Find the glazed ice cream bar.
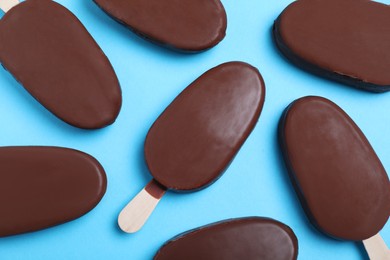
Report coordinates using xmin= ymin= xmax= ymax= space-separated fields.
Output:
xmin=274 ymin=0 xmax=390 ymax=92
xmin=279 ymin=96 xmax=390 ymax=259
xmin=93 ymin=0 xmax=227 ymax=52
xmin=154 ymin=217 xmax=298 ymax=260
xmin=118 ymin=62 xmax=266 ymax=233
xmin=0 ymin=147 xmax=107 ymax=237
xmin=0 ymin=0 xmax=122 ymax=129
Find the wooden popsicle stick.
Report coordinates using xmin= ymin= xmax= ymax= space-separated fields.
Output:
xmin=363 ymin=233 xmax=390 ymax=260
xmin=0 ymin=0 xmax=19 ymax=13
xmin=118 ymin=180 xmax=166 ymax=233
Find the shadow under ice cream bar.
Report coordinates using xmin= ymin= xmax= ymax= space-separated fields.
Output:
xmin=118 ymin=62 xmax=266 ymax=233
xmin=93 ymin=0 xmax=227 ymax=52
xmin=0 ymin=147 xmax=107 ymax=237
xmin=154 ymin=217 xmax=298 ymax=260
xmin=0 ymin=0 xmax=122 ymax=129
xmin=274 ymin=0 xmax=390 ymax=92
xmin=279 ymin=96 xmax=390 ymax=259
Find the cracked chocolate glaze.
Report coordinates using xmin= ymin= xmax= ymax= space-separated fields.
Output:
xmin=0 ymin=146 xmax=107 ymax=237
xmin=274 ymin=0 xmax=390 ymax=92
xmin=145 ymin=62 xmax=265 ymax=191
xmin=279 ymin=96 xmax=390 ymax=241
xmin=93 ymin=0 xmax=227 ymax=52
xmin=0 ymin=0 xmax=122 ymax=129
xmin=154 ymin=217 xmax=298 ymax=260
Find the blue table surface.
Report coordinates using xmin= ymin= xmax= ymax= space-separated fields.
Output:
xmin=1 ymin=0 xmax=389 ymax=259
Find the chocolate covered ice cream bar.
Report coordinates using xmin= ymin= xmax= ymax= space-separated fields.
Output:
xmin=279 ymin=96 xmax=390 ymax=259
xmin=274 ymin=0 xmax=390 ymax=92
xmin=118 ymin=62 xmax=266 ymax=233
xmin=155 ymin=217 xmax=298 ymax=260
xmin=0 ymin=146 xmax=107 ymax=237
xmin=0 ymin=0 xmax=122 ymax=129
xmin=93 ymin=0 xmax=227 ymax=52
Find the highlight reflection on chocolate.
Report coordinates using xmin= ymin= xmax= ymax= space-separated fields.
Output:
xmin=274 ymin=0 xmax=390 ymax=92
xmin=154 ymin=217 xmax=298 ymax=260
xmin=0 ymin=0 xmax=122 ymax=129
xmin=0 ymin=146 xmax=107 ymax=237
xmin=93 ymin=0 xmax=227 ymax=52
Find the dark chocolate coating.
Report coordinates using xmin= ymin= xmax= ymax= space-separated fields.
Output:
xmin=145 ymin=62 xmax=265 ymax=191
xmin=273 ymin=0 xmax=390 ymax=92
xmin=0 ymin=0 xmax=122 ymax=129
xmin=0 ymin=146 xmax=107 ymax=237
xmin=93 ymin=0 xmax=227 ymax=52
xmin=154 ymin=217 xmax=298 ymax=260
xmin=279 ymin=96 xmax=390 ymax=241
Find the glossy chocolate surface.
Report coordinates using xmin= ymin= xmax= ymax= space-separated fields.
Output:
xmin=145 ymin=62 xmax=265 ymax=191
xmin=279 ymin=96 xmax=390 ymax=241
xmin=274 ymin=0 xmax=390 ymax=92
xmin=93 ymin=0 xmax=227 ymax=52
xmin=0 ymin=0 xmax=122 ymax=129
xmin=0 ymin=146 xmax=107 ymax=237
xmin=154 ymin=217 xmax=298 ymax=260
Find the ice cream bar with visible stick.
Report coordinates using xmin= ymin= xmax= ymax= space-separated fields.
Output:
xmin=118 ymin=62 xmax=266 ymax=233
xmin=0 ymin=0 xmax=19 ymax=12
xmin=279 ymin=96 xmax=390 ymax=259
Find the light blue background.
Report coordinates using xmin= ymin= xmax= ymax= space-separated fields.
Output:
xmin=1 ymin=0 xmax=389 ymax=259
